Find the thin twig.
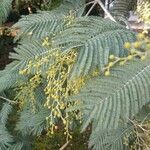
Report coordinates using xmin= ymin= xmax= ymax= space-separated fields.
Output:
xmin=85 ymin=1 xmax=96 ymax=6
xmin=140 ymin=112 xmax=150 ymax=125
xmin=0 ymin=96 xmax=18 ymax=104
xmin=85 ymin=1 xmax=97 ymax=16
xmin=96 ymin=0 xmax=116 ymax=22
xmin=59 ymin=140 xmax=70 ymax=150
xmin=128 ymin=118 xmax=148 ymax=133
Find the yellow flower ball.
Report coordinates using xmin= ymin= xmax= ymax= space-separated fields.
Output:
xmin=124 ymin=42 xmax=131 ymax=49
xmin=133 ymin=42 xmax=141 ymax=49
xmin=69 ymin=135 xmax=73 ymax=139
xmin=109 ymin=55 xmax=115 ymax=60
xmin=63 ymin=120 xmax=67 ymax=125
xmin=108 ymin=62 xmax=114 ymax=67
xmin=137 ymin=33 xmax=145 ymax=39
xmin=127 ymin=55 xmax=133 ymax=60
xmin=51 ymin=131 xmax=54 ymax=135
xmin=141 ymin=55 xmax=146 ymax=60
xmin=104 ymin=71 xmax=110 ymax=76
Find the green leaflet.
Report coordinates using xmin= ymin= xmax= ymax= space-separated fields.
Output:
xmin=68 ymin=59 xmax=150 ymax=149
xmin=0 ymin=103 xmax=13 ymax=150
xmin=0 ymin=0 xmax=12 ymax=25
xmin=0 ymin=102 xmax=12 ymax=125
xmin=0 ymin=61 xmax=25 ymax=92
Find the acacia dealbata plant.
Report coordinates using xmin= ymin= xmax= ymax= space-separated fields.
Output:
xmin=0 ymin=0 xmax=150 ymax=149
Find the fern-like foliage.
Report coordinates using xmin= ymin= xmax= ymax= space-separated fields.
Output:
xmin=69 ymin=59 xmax=150 ymax=149
xmin=2 ymin=0 xmax=87 ymax=90
xmin=54 ymin=16 xmax=136 ymax=78
xmin=0 ymin=0 xmax=12 ymax=25
xmin=0 ymin=102 xmax=12 ymax=124
xmin=16 ymin=104 xmax=49 ymax=136
xmin=0 ymin=125 xmax=13 ymax=150
xmin=0 ymin=16 xmax=135 ymax=94
xmin=0 ymin=103 xmax=13 ymax=149
xmin=0 ymin=61 xmax=25 ymax=93
xmin=11 ymin=17 xmax=135 ymax=83
xmin=13 ymin=0 xmax=86 ymax=40
xmin=0 ymin=0 xmax=148 ymax=149
xmin=8 ymin=135 xmax=33 ymax=150
xmin=17 ymin=85 xmax=47 ymax=132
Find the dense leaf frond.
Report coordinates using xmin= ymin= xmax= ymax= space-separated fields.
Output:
xmin=69 ymin=58 xmax=150 ymax=149
xmin=0 ymin=61 xmax=25 ymax=92
xmin=0 ymin=103 xmax=13 ymax=150
xmin=0 ymin=0 xmax=12 ymax=25
xmin=13 ymin=0 xmax=86 ymax=40
xmin=0 ymin=102 xmax=12 ymax=125
xmin=13 ymin=11 xmax=64 ymax=40
xmin=0 ymin=125 xmax=13 ymax=150
xmin=16 ymin=105 xmax=49 ymax=136
xmin=54 ymin=17 xmax=136 ymax=78
xmin=89 ymin=124 xmax=134 ymax=150
xmin=8 ymin=135 xmax=33 ymax=150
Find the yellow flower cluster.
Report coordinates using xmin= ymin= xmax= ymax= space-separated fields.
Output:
xmin=44 ymin=50 xmax=85 ymax=141
xmin=42 ymin=37 xmax=50 ymax=47
xmin=104 ymin=33 xmax=150 ymax=76
xmin=16 ymin=73 xmax=42 ymax=112
xmin=19 ymin=47 xmax=85 ymax=141
xmin=64 ymin=10 xmax=75 ymax=26
xmin=137 ymin=0 xmax=150 ymax=23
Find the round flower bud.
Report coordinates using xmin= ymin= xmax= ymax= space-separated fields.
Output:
xmin=108 ymin=62 xmax=114 ymax=67
xmin=54 ymin=126 xmax=58 ymax=130
xmin=70 ymin=135 xmax=73 ymax=139
xmin=109 ymin=55 xmax=115 ymax=60
xmin=51 ymin=131 xmax=54 ymax=135
xmin=46 ymin=117 xmax=49 ymax=120
xmin=104 ymin=71 xmax=110 ymax=76
xmin=127 ymin=55 xmax=133 ymax=60
xmin=124 ymin=42 xmax=131 ymax=49
xmin=133 ymin=42 xmax=141 ymax=49
xmin=141 ymin=55 xmax=146 ymax=60
xmin=63 ymin=120 xmax=67 ymax=125
xmin=137 ymin=33 xmax=145 ymax=39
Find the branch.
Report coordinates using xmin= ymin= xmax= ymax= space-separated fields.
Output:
xmin=85 ymin=1 xmax=97 ymax=16
xmin=95 ymin=0 xmax=116 ymax=22
xmin=0 ymin=96 xmax=18 ymax=104
xmin=59 ymin=140 xmax=70 ymax=150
